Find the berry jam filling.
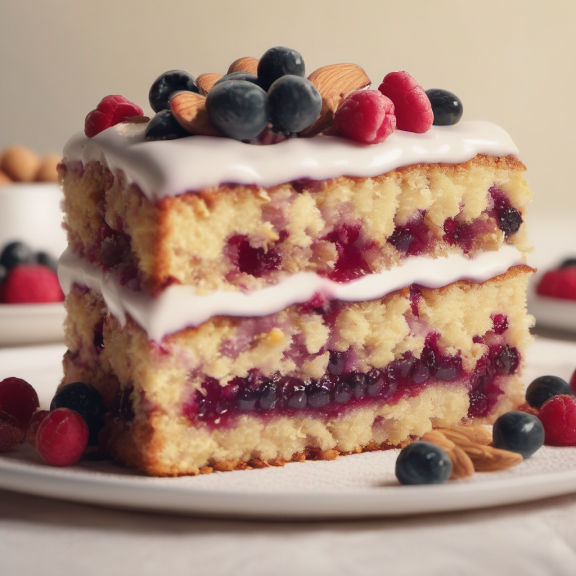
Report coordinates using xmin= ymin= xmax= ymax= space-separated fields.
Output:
xmin=227 ymin=234 xmax=283 ymax=277
xmin=388 ymin=211 xmax=431 ymax=256
xmin=442 ymin=216 xmax=494 ymax=253
xmin=323 ymin=224 xmax=374 ymax=282
xmin=184 ymin=334 xmax=470 ymax=427
xmin=489 ymin=186 xmax=522 ymax=237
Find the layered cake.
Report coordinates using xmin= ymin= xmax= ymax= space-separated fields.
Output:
xmin=57 ymin=50 xmax=533 ymax=476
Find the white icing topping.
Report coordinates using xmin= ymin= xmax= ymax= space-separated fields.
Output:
xmin=58 ymin=246 xmax=525 ymax=342
xmin=62 ymin=121 xmax=519 ymax=200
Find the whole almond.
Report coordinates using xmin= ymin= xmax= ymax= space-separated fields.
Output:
xmin=197 ymin=73 xmax=223 ymax=96
xmin=448 ymin=446 xmax=475 ymax=480
xmin=441 ymin=426 xmax=493 ymax=446
xmin=300 ymin=63 xmax=371 ymax=137
xmin=170 ymin=91 xmax=222 ymax=137
xmin=1 ymin=146 xmax=41 ymax=182
xmin=34 ymin=154 xmax=61 ymax=182
xmin=228 ymin=57 xmax=259 ymax=75
xmin=0 ymin=169 xmax=12 ymax=185
xmin=439 ymin=429 xmax=476 ymax=448
xmin=421 ymin=430 xmax=455 ymax=452
xmin=466 ymin=445 xmax=523 ymax=472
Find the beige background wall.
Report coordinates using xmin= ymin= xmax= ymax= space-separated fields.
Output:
xmin=0 ymin=0 xmax=573 ymax=218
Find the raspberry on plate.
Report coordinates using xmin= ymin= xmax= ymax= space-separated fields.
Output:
xmin=1 ymin=264 xmax=64 ymax=304
xmin=334 ymin=90 xmax=396 ymax=144
xmin=536 ymin=267 xmax=576 ymax=300
xmin=378 ymin=71 xmax=433 ymax=133
xmin=538 ymin=394 xmax=576 ymax=446
xmin=36 ymin=408 xmax=89 ymax=466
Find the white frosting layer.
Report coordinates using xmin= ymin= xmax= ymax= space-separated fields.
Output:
xmin=62 ymin=121 xmax=518 ymax=200
xmin=58 ymin=246 xmax=525 ymax=342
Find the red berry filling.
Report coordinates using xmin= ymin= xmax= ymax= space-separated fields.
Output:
xmin=388 ymin=211 xmax=432 ymax=256
xmin=227 ymin=234 xmax=283 ymax=278
xmin=489 ymin=186 xmax=522 ymax=237
xmin=378 ymin=71 xmax=433 ymax=133
xmin=333 ymin=90 xmax=396 ymax=144
xmin=538 ymin=395 xmax=576 ymax=446
xmin=323 ymin=224 xmax=374 ymax=282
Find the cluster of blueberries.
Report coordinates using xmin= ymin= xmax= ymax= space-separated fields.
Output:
xmin=144 ymin=46 xmax=464 ymax=144
xmin=396 ymin=374 xmax=574 ymax=485
xmin=146 ymin=46 xmax=322 ymax=142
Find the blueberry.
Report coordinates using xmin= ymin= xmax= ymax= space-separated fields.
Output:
xmin=237 ymin=388 xmax=257 ymax=412
xmin=560 ymin=258 xmax=576 ymax=269
xmin=526 ymin=375 xmax=573 ymax=408
xmin=257 ymin=46 xmax=305 ymax=91
xmin=50 ymin=382 xmax=106 ymax=445
xmin=206 ymin=81 xmax=269 ymax=141
xmin=333 ymin=381 xmax=353 ymax=404
xmin=497 ymin=207 xmax=522 ymax=236
xmin=0 ymin=264 xmax=7 ymax=285
xmin=268 ymin=75 xmax=321 ymax=134
xmin=145 ymin=110 xmax=189 ymax=141
xmin=395 ymin=441 xmax=452 ymax=485
xmin=286 ymin=383 xmax=307 ymax=409
xmin=327 ymin=350 xmax=347 ymax=377
xmin=258 ymin=380 xmax=277 ymax=410
xmin=149 ymin=70 xmax=199 ymax=113
xmin=307 ymin=378 xmax=332 ymax=408
xmin=215 ymin=72 xmax=260 ymax=87
xmin=34 ymin=251 xmax=58 ymax=272
xmin=494 ymin=345 xmax=519 ymax=375
xmin=366 ymin=370 xmax=384 ymax=397
xmin=425 ymin=89 xmax=463 ymax=126
xmin=346 ymin=372 xmax=367 ymax=399
xmin=492 ymin=411 xmax=545 ymax=458
xmin=0 ymin=241 xmax=33 ymax=270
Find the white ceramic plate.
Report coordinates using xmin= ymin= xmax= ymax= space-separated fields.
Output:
xmin=0 ymin=339 xmax=575 ymax=519
xmin=0 ymin=303 xmax=65 ymax=346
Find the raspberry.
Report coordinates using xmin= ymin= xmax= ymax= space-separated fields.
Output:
xmin=36 ymin=408 xmax=89 ymax=466
xmin=0 ymin=377 xmax=39 ymax=429
xmin=378 ymin=71 xmax=433 ymax=133
xmin=333 ymin=90 xmax=396 ymax=144
xmin=0 ymin=411 xmax=26 ymax=451
xmin=84 ymin=95 xmax=144 ymax=138
xmin=538 ymin=394 xmax=576 ymax=446
xmin=1 ymin=265 xmax=64 ymax=304
xmin=536 ymin=268 xmax=576 ymax=300
xmin=27 ymin=410 xmax=49 ymax=448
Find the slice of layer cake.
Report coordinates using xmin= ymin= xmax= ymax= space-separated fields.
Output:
xmin=57 ymin=56 xmax=533 ymax=476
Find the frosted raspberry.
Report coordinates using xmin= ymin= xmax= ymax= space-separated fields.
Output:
xmin=0 ymin=411 xmax=26 ymax=451
xmin=0 ymin=377 xmax=39 ymax=429
xmin=36 ymin=408 xmax=89 ymax=466
xmin=538 ymin=394 xmax=576 ymax=445
xmin=27 ymin=410 xmax=49 ymax=448
xmin=84 ymin=95 xmax=144 ymax=138
xmin=333 ymin=90 xmax=396 ymax=144
xmin=1 ymin=265 xmax=64 ymax=304
xmin=378 ymin=71 xmax=433 ymax=133
xmin=537 ymin=268 xmax=576 ymax=300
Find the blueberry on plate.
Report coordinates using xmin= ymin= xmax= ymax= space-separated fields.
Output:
xmin=206 ymin=80 xmax=269 ymax=141
xmin=0 ymin=241 xmax=34 ymax=270
xmin=526 ymin=375 xmax=573 ymax=408
xmin=257 ymin=46 xmax=305 ymax=91
xmin=268 ymin=75 xmax=321 ymax=134
xmin=145 ymin=109 xmax=190 ymax=141
xmin=492 ymin=411 xmax=545 ymax=458
xmin=34 ymin=251 xmax=58 ymax=272
xmin=395 ymin=441 xmax=452 ymax=485
xmin=149 ymin=70 xmax=199 ymax=113
xmin=50 ymin=381 xmax=106 ymax=445
xmin=560 ymin=257 xmax=576 ymax=268
xmin=425 ymin=89 xmax=463 ymax=126
xmin=215 ymin=72 xmax=260 ymax=87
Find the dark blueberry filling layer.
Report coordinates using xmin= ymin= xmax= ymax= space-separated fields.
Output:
xmin=183 ymin=332 xmax=520 ymax=428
